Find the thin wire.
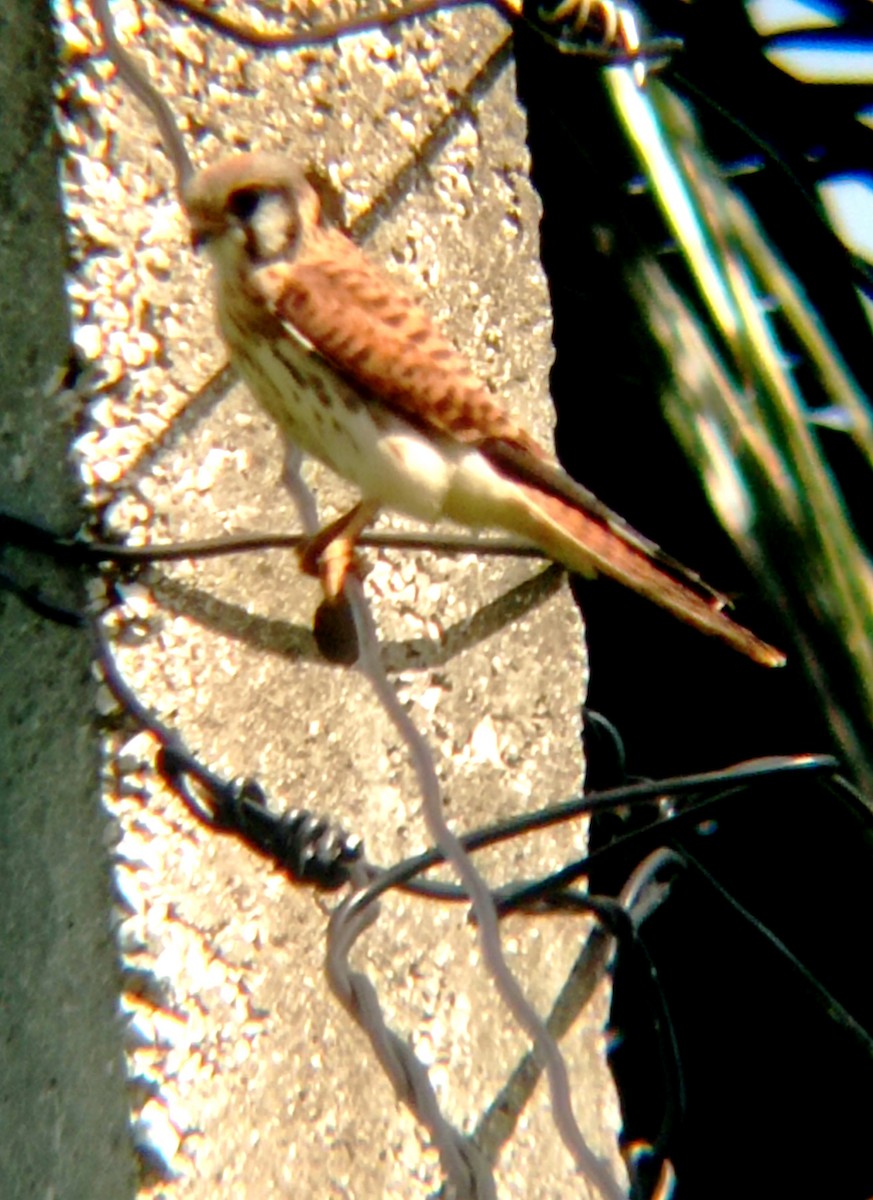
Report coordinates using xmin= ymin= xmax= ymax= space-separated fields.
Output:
xmin=618 ymin=848 xmax=687 ymax=1158
xmin=470 ymin=849 xmax=684 ymax=1182
xmin=679 ymin=847 xmax=873 ymax=1060
xmin=158 ymin=0 xmax=681 ymax=62
xmin=341 ymin=574 xmax=628 ymax=1200
xmin=91 ymin=0 xmax=193 ymax=188
xmin=160 ymin=0 xmax=505 ymax=49
xmin=0 ymin=508 xmax=547 ymax=566
xmin=326 ymin=865 xmax=496 ymax=1199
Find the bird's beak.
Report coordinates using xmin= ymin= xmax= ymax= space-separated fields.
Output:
xmin=188 ymin=214 xmax=222 ymax=250
xmin=184 ymin=192 xmax=227 ymax=250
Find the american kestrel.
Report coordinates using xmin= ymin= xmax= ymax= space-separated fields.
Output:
xmin=183 ymin=153 xmax=784 ymax=667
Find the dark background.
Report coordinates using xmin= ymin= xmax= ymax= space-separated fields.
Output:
xmin=515 ymin=3 xmax=873 ymax=1196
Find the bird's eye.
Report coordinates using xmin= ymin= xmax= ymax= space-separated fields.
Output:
xmin=227 ymin=187 xmax=263 ymax=223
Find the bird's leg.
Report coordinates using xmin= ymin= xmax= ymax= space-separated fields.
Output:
xmin=297 ymin=499 xmax=381 ymax=600
xmin=280 ymin=438 xmax=376 ymax=600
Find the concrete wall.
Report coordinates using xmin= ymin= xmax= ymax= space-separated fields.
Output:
xmin=0 ymin=4 xmax=135 ymax=1197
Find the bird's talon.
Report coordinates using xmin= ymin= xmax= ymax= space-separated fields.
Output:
xmin=296 ymin=537 xmax=323 ymax=579
xmin=301 ymin=539 xmax=368 ymax=601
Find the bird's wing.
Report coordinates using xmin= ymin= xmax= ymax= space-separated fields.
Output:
xmin=265 ymin=227 xmax=727 ymax=605
xmin=269 ymin=226 xmax=543 ymax=452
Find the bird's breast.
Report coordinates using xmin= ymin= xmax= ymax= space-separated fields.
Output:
xmin=227 ymin=325 xmax=466 ymax=523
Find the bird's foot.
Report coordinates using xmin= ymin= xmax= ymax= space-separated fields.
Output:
xmin=296 ymin=500 xmax=380 ymax=601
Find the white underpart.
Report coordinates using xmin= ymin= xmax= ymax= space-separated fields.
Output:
xmin=238 ymin=332 xmax=505 ymax=524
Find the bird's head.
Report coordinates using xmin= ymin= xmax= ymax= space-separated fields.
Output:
xmin=183 ymin=153 xmax=322 ymax=274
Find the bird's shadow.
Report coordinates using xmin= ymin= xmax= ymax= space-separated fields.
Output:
xmin=151 ymin=560 xmax=566 ymax=671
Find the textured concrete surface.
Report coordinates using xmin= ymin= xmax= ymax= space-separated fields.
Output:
xmin=52 ymin=2 xmax=624 ymax=1196
xmin=0 ymin=3 xmax=136 ymax=1199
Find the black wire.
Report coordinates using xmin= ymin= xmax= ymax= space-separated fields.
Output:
xmin=677 ymin=846 xmax=873 ymax=1062
xmin=0 ymin=504 xmax=549 ymax=565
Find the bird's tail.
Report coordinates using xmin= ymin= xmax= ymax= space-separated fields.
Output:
xmin=514 ymin=482 xmax=786 ymax=668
